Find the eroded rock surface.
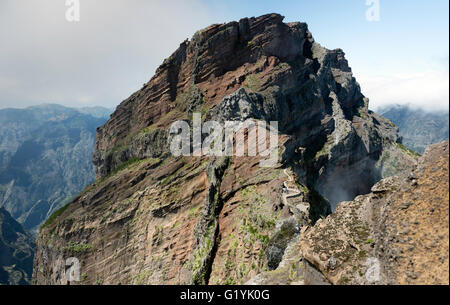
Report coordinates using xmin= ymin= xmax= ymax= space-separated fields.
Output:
xmin=0 ymin=207 xmax=34 ymax=284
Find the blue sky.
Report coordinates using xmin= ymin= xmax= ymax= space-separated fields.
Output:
xmin=0 ymin=0 xmax=448 ymax=111
xmin=203 ymin=0 xmax=448 ymax=73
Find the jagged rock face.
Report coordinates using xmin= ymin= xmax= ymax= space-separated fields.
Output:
xmin=34 ymin=14 xmax=417 ymax=285
xmin=299 ymin=141 xmax=449 ymax=285
xmin=0 ymin=207 xmax=34 ymax=285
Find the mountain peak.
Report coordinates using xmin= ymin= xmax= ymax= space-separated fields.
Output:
xmin=93 ymin=14 xmax=361 ymax=178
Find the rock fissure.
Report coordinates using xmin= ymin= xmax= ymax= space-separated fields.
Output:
xmin=188 ymin=157 xmax=230 ymax=284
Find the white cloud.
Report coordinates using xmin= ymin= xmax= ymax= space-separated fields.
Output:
xmin=0 ymin=0 xmax=214 ymax=109
xmin=357 ymin=69 xmax=449 ymax=112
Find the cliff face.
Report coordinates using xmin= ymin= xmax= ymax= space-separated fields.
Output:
xmin=298 ymin=141 xmax=449 ymax=285
xmin=33 ymin=14 xmax=417 ymax=285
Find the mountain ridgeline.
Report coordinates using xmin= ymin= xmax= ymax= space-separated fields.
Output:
xmin=0 ymin=104 xmax=111 ymax=234
xmin=34 ymin=14 xmax=427 ymax=285
xmin=379 ymin=104 xmax=449 ymax=154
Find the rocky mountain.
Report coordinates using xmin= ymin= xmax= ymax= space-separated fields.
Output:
xmin=0 ymin=104 xmax=110 ymax=234
xmin=0 ymin=207 xmax=34 ymax=285
xmin=379 ymin=104 xmax=449 ymax=154
xmin=33 ymin=14 xmax=418 ymax=285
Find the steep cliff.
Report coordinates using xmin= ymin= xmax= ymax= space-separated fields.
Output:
xmin=33 ymin=14 xmax=417 ymax=285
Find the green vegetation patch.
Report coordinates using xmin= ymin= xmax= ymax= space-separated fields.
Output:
xmin=110 ymin=157 xmax=141 ymax=175
xmin=62 ymin=242 xmax=93 ymax=254
xmin=40 ymin=202 xmax=70 ymax=229
xmin=243 ymin=74 xmax=262 ymax=92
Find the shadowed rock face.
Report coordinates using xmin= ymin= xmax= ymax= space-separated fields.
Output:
xmin=34 ymin=14 xmax=417 ymax=285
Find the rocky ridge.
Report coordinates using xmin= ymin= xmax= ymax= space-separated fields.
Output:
xmin=33 ymin=14 xmax=417 ymax=285
xmin=379 ymin=104 xmax=449 ymax=154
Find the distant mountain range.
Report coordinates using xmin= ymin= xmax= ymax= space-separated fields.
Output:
xmin=379 ymin=104 xmax=449 ymax=154
xmin=2 ymin=13 xmax=447 ymax=286
xmin=0 ymin=206 xmax=34 ymax=285
xmin=0 ymin=104 xmax=111 ymax=234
